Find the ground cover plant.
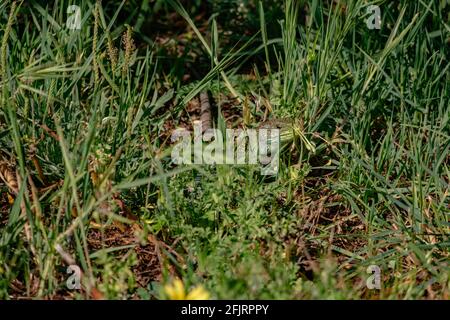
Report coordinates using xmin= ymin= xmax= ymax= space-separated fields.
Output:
xmin=0 ymin=0 xmax=449 ymax=299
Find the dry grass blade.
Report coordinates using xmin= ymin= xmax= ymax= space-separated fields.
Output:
xmin=0 ymin=152 xmax=18 ymax=195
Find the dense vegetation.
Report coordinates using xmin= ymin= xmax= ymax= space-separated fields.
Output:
xmin=0 ymin=0 xmax=449 ymax=299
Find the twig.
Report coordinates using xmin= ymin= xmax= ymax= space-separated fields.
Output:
xmin=199 ymin=91 xmax=212 ymax=133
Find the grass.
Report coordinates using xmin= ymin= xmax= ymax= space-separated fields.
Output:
xmin=0 ymin=0 xmax=449 ymax=299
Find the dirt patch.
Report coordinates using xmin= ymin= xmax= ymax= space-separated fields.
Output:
xmin=87 ymin=223 xmax=162 ymax=288
xmin=0 ymin=190 xmax=9 ymax=227
xmin=293 ymin=181 xmax=368 ymax=279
